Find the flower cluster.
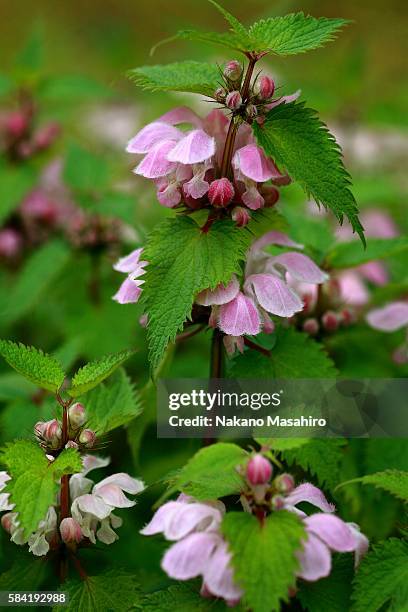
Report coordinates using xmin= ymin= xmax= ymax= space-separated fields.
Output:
xmin=126 ymin=60 xmax=298 ymax=224
xmin=0 ymin=399 xmax=144 ymax=557
xmin=141 ymin=454 xmax=368 ymax=606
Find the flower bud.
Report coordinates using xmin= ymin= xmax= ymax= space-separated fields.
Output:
xmin=42 ymin=419 xmax=62 ymax=448
xmin=214 ymin=87 xmax=226 ymax=102
xmin=255 ymin=75 xmax=275 ymax=100
xmin=303 ymin=318 xmax=319 ymax=336
xmin=60 ymin=517 xmax=82 ymax=544
xmin=262 ymin=186 xmax=279 ymax=208
xmin=225 ymin=91 xmax=242 ymax=111
xmin=65 ymin=440 xmax=79 ymax=450
xmin=5 ymin=111 xmax=29 ymax=139
xmin=0 ymin=229 xmax=22 ymax=259
xmin=274 ymin=473 xmax=295 ymax=494
xmin=79 ymin=429 xmax=96 ymax=448
xmin=1 ymin=512 xmax=14 ymax=533
xmin=208 ymin=178 xmax=235 ymax=207
xmin=271 ymin=494 xmax=285 ymax=510
xmin=34 ymin=421 xmax=46 ymax=438
xmin=322 ymin=310 xmax=340 ymax=332
xmin=33 ymin=122 xmax=60 ymax=151
xmin=68 ymin=402 xmax=86 ymax=429
xmin=339 ymin=308 xmax=356 ymax=326
xmin=231 ymin=206 xmax=251 ymax=227
xmin=224 ymin=60 xmax=243 ymax=82
xmin=246 ymin=454 xmax=273 ymax=486
xmin=246 ymin=104 xmax=258 ymax=119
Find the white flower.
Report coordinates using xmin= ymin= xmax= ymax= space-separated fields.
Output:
xmin=28 ymin=507 xmax=57 ymax=556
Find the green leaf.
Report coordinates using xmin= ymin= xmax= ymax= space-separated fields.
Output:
xmin=174 ymin=29 xmax=249 ymax=54
xmin=0 ymin=557 xmax=49 ymax=591
xmin=351 ymin=539 xmax=408 ymax=612
xmin=139 ymin=583 xmax=226 ymax=611
xmin=281 ymin=439 xmax=346 ymax=490
xmin=171 ymin=442 xmax=247 ymax=500
xmin=127 ymin=62 xmax=221 ymax=95
xmin=0 ymin=340 xmax=66 ymax=393
xmin=326 ymin=237 xmax=408 ymax=269
xmin=0 ymin=240 xmax=71 ymax=325
xmin=1 ymin=442 xmax=82 ymax=537
xmin=64 ymin=144 xmax=109 ymax=194
xmin=143 ymin=217 xmax=250 ymax=370
xmin=222 ymin=511 xmax=305 ymax=612
xmin=208 ymin=1 xmax=248 ymax=37
xmin=54 ymin=570 xmax=142 ymax=612
xmin=339 ymin=470 xmax=408 ymax=502
xmin=248 ymin=13 xmax=349 ymax=55
xmin=255 ymin=438 xmax=311 ymax=452
xmin=0 ymin=161 xmax=37 ymax=225
xmin=253 ymin=101 xmax=365 ymax=245
xmin=85 ymin=369 xmax=142 ymax=435
xmin=68 ymin=349 xmax=135 ymax=397
xmin=298 ymin=554 xmax=354 ymax=612
xmin=231 ymin=328 xmax=337 ymax=378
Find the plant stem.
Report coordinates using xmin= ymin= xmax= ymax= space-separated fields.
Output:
xmin=219 ymin=56 xmax=258 ymax=179
xmin=204 ymin=329 xmax=224 ymax=446
xmin=59 ymin=404 xmax=71 ymax=582
xmin=244 ymin=337 xmax=271 ymax=357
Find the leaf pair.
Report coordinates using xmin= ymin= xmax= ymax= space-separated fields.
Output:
xmin=0 ymin=339 xmax=135 ymax=397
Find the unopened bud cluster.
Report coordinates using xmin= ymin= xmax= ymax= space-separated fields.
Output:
xmin=34 ymin=403 xmax=96 ymax=453
xmin=243 ymin=453 xmax=295 ymax=510
xmin=214 ymin=60 xmax=276 ymax=124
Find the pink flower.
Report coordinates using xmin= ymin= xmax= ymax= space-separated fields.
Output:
xmin=196 ymin=231 xmax=328 ymax=347
xmin=208 ymin=178 xmax=235 ymax=207
xmin=255 ymin=75 xmax=275 ymax=100
xmin=284 ymin=482 xmax=368 ymax=580
xmin=60 ymin=517 xmax=83 ymax=544
xmin=141 ymin=495 xmax=242 ymax=605
xmin=366 ymin=301 xmax=408 ymax=332
xmin=246 ymin=454 xmax=272 ymax=485
xmin=126 ymin=97 xmax=298 ymax=212
xmin=112 ymin=247 xmax=148 ymax=304
xmin=0 ymin=228 xmax=22 ymax=259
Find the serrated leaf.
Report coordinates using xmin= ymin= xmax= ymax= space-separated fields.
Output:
xmin=326 ymin=237 xmax=408 ymax=269
xmin=208 ymin=0 xmax=248 ymax=37
xmin=143 ymin=216 xmax=250 ymax=370
xmin=1 ymin=442 xmax=82 ymax=537
xmin=0 ymin=340 xmax=66 ymax=393
xmin=138 ymin=582 xmax=226 ymax=611
xmin=222 ymin=511 xmax=305 ymax=612
xmin=255 ymin=438 xmax=311 ymax=452
xmin=253 ymin=101 xmax=365 ymax=245
xmin=339 ymin=470 xmax=408 ymax=502
xmin=351 ymin=539 xmax=408 ymax=612
xmin=297 ymin=554 xmax=354 ymax=612
xmin=0 ymin=557 xmax=49 ymax=591
xmin=171 ymin=442 xmax=247 ymax=500
xmin=248 ymin=13 xmax=349 ymax=55
xmin=230 ymin=328 xmax=337 ymax=378
xmin=85 ymin=369 xmax=142 ymax=435
xmin=127 ymin=62 xmax=221 ymax=95
xmin=0 ymin=240 xmax=71 ymax=325
xmin=54 ymin=570 xmax=142 ymax=612
xmin=68 ymin=349 xmax=135 ymax=397
xmin=281 ymin=439 xmax=346 ymax=490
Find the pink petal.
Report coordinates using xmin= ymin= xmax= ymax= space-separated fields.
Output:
xmin=196 ymin=276 xmax=240 ymax=306
xmin=271 ymin=252 xmax=329 ymax=284
xmin=112 ymin=277 xmax=143 ymax=304
xmin=359 ymin=262 xmax=388 ymax=286
xmin=203 ymin=541 xmax=243 ymax=601
xmin=347 ymin=523 xmax=369 ymax=566
xmin=367 ymin=301 xmax=408 ymax=332
xmin=203 ymin=109 xmax=229 ymax=139
xmin=183 ymin=173 xmax=210 ymax=199
xmin=113 ymin=248 xmax=144 ymax=273
xmin=297 ymin=532 xmax=331 ymax=581
xmin=167 ymin=130 xmax=215 ymax=165
xmin=164 ymin=503 xmax=223 ymax=541
xmin=76 ymin=494 xmax=112 ymax=519
xmin=161 ymin=532 xmax=220 ymax=580
xmin=266 ymin=90 xmax=301 ymax=110
xmin=242 ymin=186 xmax=264 ymax=210
xmin=218 ymin=292 xmax=261 ymax=336
xmin=338 ymin=271 xmax=369 ymax=306
xmin=126 ymin=122 xmax=182 ymax=154
xmin=95 ymin=473 xmax=144 ymax=495
xmin=81 ymin=455 xmax=110 ymax=476
xmin=233 ymin=144 xmax=283 ymax=182
xmin=361 ymin=210 xmax=398 ymax=239
xmin=285 ymin=483 xmax=335 ymax=513
xmin=156 ymin=181 xmax=182 ymax=207
xmin=245 ymin=273 xmax=303 ymax=318
xmin=95 ymin=484 xmax=135 ymax=508
xmin=251 ymin=231 xmax=304 ymax=251
xmin=305 ymin=514 xmax=357 ymax=552
xmin=134 ymin=140 xmax=177 ymax=178
xmin=140 ymin=502 xmax=182 ymax=537
xmin=160 ymin=106 xmax=203 ymax=128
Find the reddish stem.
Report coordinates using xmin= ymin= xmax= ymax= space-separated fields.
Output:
xmin=244 ymin=337 xmax=271 ymax=357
